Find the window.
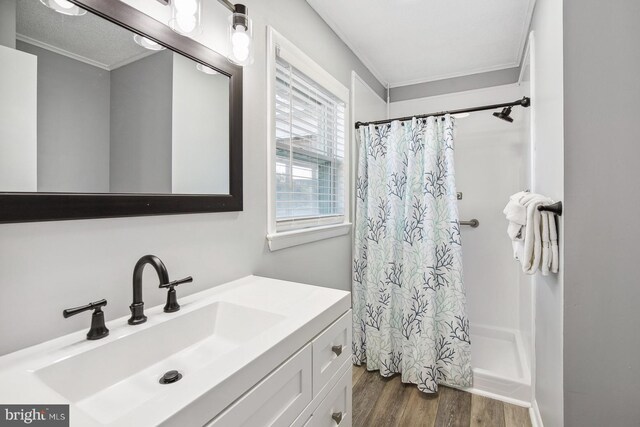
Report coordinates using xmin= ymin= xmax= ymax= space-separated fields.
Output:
xmin=267 ymin=28 xmax=351 ymax=251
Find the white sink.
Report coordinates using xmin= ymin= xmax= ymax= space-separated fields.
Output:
xmin=36 ymin=302 xmax=284 ymax=424
xmin=0 ymin=276 xmax=351 ymax=426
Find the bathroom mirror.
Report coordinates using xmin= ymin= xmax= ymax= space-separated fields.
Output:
xmin=0 ymin=0 xmax=243 ymax=222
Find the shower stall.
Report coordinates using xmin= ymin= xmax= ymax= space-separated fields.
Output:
xmin=386 ymin=80 xmax=534 ymax=406
xmin=352 ymin=63 xmax=536 ymax=408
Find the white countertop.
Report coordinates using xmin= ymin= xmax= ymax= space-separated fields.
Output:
xmin=0 ymin=275 xmax=351 ymax=426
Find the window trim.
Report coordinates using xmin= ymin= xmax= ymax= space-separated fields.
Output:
xmin=266 ymin=27 xmax=351 ymax=251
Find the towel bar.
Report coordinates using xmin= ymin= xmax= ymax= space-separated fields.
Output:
xmin=461 ymin=219 xmax=479 ymax=228
xmin=538 ymin=201 xmax=563 ymax=216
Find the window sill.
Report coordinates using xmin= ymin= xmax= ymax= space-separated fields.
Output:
xmin=267 ymin=223 xmax=352 ymax=251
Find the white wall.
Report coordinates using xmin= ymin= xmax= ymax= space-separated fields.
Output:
xmin=172 ymin=53 xmax=229 ymax=195
xmin=110 ymin=50 xmax=173 ymax=193
xmin=529 ymin=0 xmax=565 ymax=424
xmin=0 ymin=45 xmax=37 ymax=192
xmin=352 ymin=72 xmax=387 ymax=124
xmin=351 ymin=71 xmax=387 ymax=219
xmin=0 ymin=0 xmax=383 ymax=356
xmin=517 ymin=59 xmax=534 ymax=374
xmin=390 ymin=84 xmax=530 ymax=336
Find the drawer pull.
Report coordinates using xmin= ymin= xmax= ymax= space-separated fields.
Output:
xmin=331 ymin=412 xmax=343 ymax=424
xmin=331 ymin=345 xmax=343 ymax=356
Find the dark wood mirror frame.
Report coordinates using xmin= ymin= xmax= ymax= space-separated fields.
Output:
xmin=0 ymin=0 xmax=243 ymax=223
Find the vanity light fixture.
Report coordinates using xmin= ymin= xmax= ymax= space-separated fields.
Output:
xmin=226 ymin=3 xmax=254 ymax=66
xmin=40 ymin=0 xmax=86 ymax=16
xmin=133 ymin=34 xmax=166 ymax=51
xmin=160 ymin=0 xmax=253 ymax=66
xmin=169 ymin=0 xmax=202 ymax=36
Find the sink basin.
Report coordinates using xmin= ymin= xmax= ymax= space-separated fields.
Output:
xmin=0 ymin=275 xmax=351 ymax=426
xmin=36 ymin=302 xmax=284 ymax=424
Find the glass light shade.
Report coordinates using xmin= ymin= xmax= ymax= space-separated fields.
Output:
xmin=133 ymin=34 xmax=165 ymax=51
xmin=196 ymin=63 xmax=219 ymax=75
xmin=168 ymin=0 xmax=201 ymax=36
xmin=227 ymin=13 xmax=253 ymax=66
xmin=39 ymin=0 xmax=86 ymax=16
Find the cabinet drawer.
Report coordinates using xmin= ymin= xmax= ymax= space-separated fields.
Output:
xmin=206 ymin=344 xmax=312 ymax=427
xmin=312 ymin=310 xmax=352 ymax=396
xmin=310 ymin=364 xmax=352 ymax=427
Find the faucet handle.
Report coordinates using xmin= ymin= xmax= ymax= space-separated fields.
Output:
xmin=63 ymin=299 xmax=109 ymax=340
xmin=159 ymin=276 xmax=193 ymax=289
xmin=160 ymin=276 xmax=192 ymax=313
xmin=63 ymin=299 xmax=107 ymax=318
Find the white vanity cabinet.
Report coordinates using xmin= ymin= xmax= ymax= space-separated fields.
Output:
xmin=206 ymin=310 xmax=353 ymax=427
xmin=0 ymin=276 xmax=351 ymax=427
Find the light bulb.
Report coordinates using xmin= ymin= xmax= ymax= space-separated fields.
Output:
xmin=173 ymin=0 xmax=198 ymax=15
xmin=196 ymin=64 xmax=218 ymax=75
xmin=40 ymin=0 xmax=86 ymax=15
xmin=233 ymin=45 xmax=249 ymax=62
xmin=133 ymin=34 xmax=165 ymax=51
xmin=226 ymin=9 xmax=253 ymax=66
xmin=53 ymin=0 xmax=74 ymax=9
xmin=176 ymin=13 xmax=197 ymax=33
xmin=231 ymin=30 xmax=250 ymax=48
xmin=144 ymin=38 xmax=158 ymax=47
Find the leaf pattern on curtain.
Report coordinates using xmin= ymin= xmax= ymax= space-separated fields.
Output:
xmin=352 ymin=115 xmax=472 ymax=393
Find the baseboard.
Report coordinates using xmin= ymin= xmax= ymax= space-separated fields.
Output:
xmin=530 ymin=399 xmax=543 ymax=427
xmin=464 ymin=386 xmax=530 ymax=408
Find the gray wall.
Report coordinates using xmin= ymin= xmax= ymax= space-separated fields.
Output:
xmin=110 ymin=50 xmax=173 ymax=193
xmin=0 ymin=0 xmax=384 ymax=355
xmin=563 ymin=0 xmax=640 ymax=425
xmin=0 ymin=0 xmax=16 ymax=49
xmin=389 ymin=67 xmax=520 ymax=102
xmin=17 ymin=41 xmax=111 ymax=193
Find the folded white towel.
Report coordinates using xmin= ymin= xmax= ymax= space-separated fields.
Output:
xmin=504 ymin=192 xmax=558 ymax=275
xmin=549 ymin=213 xmax=559 ymax=273
xmin=507 ymin=221 xmax=523 ymax=241
xmin=505 ymin=204 xmax=527 ymax=227
xmin=503 ymin=191 xmax=528 ymax=243
xmin=512 ymin=240 xmax=525 ymax=264
xmin=541 ymin=212 xmax=551 ymax=276
xmin=504 ymin=192 xmax=528 ymax=225
xmin=520 ymin=194 xmax=549 ymax=274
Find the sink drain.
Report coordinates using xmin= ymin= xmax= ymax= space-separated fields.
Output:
xmin=159 ymin=370 xmax=182 ymax=385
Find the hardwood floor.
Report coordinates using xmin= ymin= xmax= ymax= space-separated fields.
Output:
xmin=352 ymin=365 xmax=532 ymax=427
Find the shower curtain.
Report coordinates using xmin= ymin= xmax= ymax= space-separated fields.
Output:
xmin=352 ymin=115 xmax=472 ymax=393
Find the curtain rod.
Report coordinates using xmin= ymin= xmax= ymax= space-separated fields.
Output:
xmin=354 ymin=96 xmax=531 ymax=129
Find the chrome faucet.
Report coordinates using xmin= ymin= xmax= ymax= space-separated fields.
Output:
xmin=128 ymin=255 xmax=192 ymax=325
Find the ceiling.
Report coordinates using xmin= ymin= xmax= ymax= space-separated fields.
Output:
xmin=16 ymin=0 xmax=153 ymax=70
xmin=306 ymin=0 xmax=535 ymax=88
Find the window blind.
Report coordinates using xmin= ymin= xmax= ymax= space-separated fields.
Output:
xmin=274 ymin=53 xmax=346 ymax=231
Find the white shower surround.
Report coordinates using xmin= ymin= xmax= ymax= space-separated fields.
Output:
xmin=468 ymin=325 xmax=531 ymax=406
